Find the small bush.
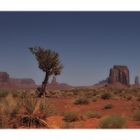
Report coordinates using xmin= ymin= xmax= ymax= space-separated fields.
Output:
xmin=101 ymin=93 xmax=111 ymax=100
xmin=103 ymin=104 xmax=113 ymax=110
xmin=63 ymin=112 xmax=79 ymax=122
xmin=39 ymin=99 xmax=47 ymax=112
xmin=74 ymin=97 xmax=89 ymax=105
xmin=4 ymin=94 xmax=20 ymax=117
xmin=92 ymin=97 xmax=97 ymax=102
xmin=85 ymin=111 xmax=101 ymax=119
xmin=24 ymin=97 xmax=37 ymax=114
xmin=133 ymin=110 xmax=140 ymax=121
xmin=126 ymin=95 xmax=132 ymax=100
xmin=0 ymin=89 xmax=9 ymax=98
xmin=61 ymin=122 xmax=74 ymax=128
xmin=85 ymin=92 xmax=96 ymax=98
xmin=45 ymin=104 xmax=59 ymax=116
xmin=100 ymin=115 xmax=126 ymax=128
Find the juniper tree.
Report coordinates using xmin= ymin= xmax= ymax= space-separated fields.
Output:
xmin=29 ymin=47 xmax=63 ymax=97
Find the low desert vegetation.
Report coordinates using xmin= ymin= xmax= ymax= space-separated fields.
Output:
xmin=84 ymin=110 xmax=102 ymax=119
xmin=74 ymin=97 xmax=89 ymax=105
xmin=103 ymin=104 xmax=113 ymax=110
xmin=92 ymin=97 xmax=97 ymax=102
xmin=0 ymin=89 xmax=9 ymax=98
xmin=100 ymin=115 xmax=126 ymax=128
xmin=101 ymin=93 xmax=111 ymax=100
xmin=63 ymin=112 xmax=79 ymax=122
xmin=132 ymin=110 xmax=140 ymax=121
xmin=1 ymin=86 xmax=140 ymax=128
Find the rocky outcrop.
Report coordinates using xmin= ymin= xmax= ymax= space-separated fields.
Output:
xmin=9 ymin=78 xmax=35 ymax=86
xmin=108 ymin=65 xmax=129 ymax=85
xmin=0 ymin=72 xmax=10 ymax=82
xmin=0 ymin=71 xmax=36 ymax=89
xmin=51 ymin=76 xmax=58 ymax=85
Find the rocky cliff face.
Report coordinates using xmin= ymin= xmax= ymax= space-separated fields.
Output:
xmin=108 ymin=65 xmax=129 ymax=85
xmin=0 ymin=71 xmax=36 ymax=89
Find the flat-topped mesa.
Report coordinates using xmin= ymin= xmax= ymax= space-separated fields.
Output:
xmin=0 ymin=71 xmax=36 ymax=89
xmin=108 ymin=65 xmax=129 ymax=85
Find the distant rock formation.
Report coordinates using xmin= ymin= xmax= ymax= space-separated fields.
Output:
xmin=0 ymin=72 xmax=9 ymax=82
xmin=43 ymin=76 xmax=73 ymax=90
xmin=0 ymin=71 xmax=36 ymax=89
xmin=9 ymin=78 xmax=36 ymax=86
xmin=108 ymin=65 xmax=129 ymax=85
xmin=51 ymin=76 xmax=58 ymax=85
xmin=135 ymin=76 xmax=139 ymax=85
xmin=98 ymin=78 xmax=109 ymax=84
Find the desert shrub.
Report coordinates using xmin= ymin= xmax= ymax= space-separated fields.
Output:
xmin=85 ymin=111 xmax=101 ymax=119
xmin=0 ymin=89 xmax=9 ymax=98
xmin=126 ymin=95 xmax=132 ymax=100
xmin=103 ymin=104 xmax=113 ymax=110
xmin=92 ymin=97 xmax=97 ymax=102
xmin=61 ymin=122 xmax=74 ymax=128
xmin=3 ymin=94 xmax=20 ymax=117
xmin=0 ymin=104 xmax=6 ymax=128
xmin=133 ymin=110 xmax=140 ymax=121
xmin=84 ymin=92 xmax=96 ymax=98
xmin=38 ymin=99 xmax=48 ymax=118
xmin=23 ymin=97 xmax=37 ymax=114
xmin=101 ymin=93 xmax=111 ymax=100
xmin=92 ymin=92 xmax=97 ymax=96
xmin=123 ymin=95 xmax=132 ymax=100
xmin=74 ymin=97 xmax=89 ymax=105
xmin=10 ymin=90 xmax=21 ymax=98
xmin=100 ymin=115 xmax=126 ymax=128
xmin=113 ymin=95 xmax=121 ymax=100
xmin=46 ymin=104 xmax=59 ymax=116
xmin=72 ymin=89 xmax=81 ymax=96
xmin=66 ymin=91 xmax=75 ymax=97
xmin=63 ymin=112 xmax=79 ymax=122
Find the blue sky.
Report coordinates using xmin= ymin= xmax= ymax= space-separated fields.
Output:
xmin=0 ymin=12 xmax=140 ymax=86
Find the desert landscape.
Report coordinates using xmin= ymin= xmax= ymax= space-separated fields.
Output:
xmin=0 ymin=12 xmax=140 ymax=129
xmin=1 ymin=64 xmax=140 ymax=128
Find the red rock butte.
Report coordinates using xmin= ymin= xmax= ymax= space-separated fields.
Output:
xmin=108 ymin=65 xmax=129 ymax=85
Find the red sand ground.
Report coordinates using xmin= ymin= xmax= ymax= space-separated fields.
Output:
xmin=43 ymin=98 xmax=140 ymax=128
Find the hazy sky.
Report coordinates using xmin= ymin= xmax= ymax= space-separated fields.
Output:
xmin=0 ymin=12 xmax=140 ymax=86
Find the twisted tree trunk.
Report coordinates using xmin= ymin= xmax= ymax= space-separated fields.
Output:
xmin=42 ymin=72 xmax=49 ymax=98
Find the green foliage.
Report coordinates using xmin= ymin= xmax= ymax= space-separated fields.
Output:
xmin=101 ymin=93 xmax=111 ymax=100
xmin=74 ymin=97 xmax=89 ymax=105
xmin=39 ymin=100 xmax=47 ymax=111
xmin=45 ymin=104 xmax=58 ymax=116
xmin=85 ymin=111 xmax=101 ymax=119
xmin=63 ymin=112 xmax=79 ymax=122
xmin=103 ymin=104 xmax=113 ymax=109
xmin=133 ymin=110 xmax=140 ymax=121
xmin=0 ymin=89 xmax=9 ymax=98
xmin=23 ymin=97 xmax=37 ymax=114
xmin=61 ymin=122 xmax=74 ymax=128
xmin=100 ymin=115 xmax=126 ymax=128
xmin=29 ymin=47 xmax=63 ymax=76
